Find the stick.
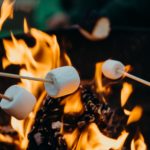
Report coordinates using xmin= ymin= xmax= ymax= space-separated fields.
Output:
xmin=0 ymin=93 xmax=12 ymax=101
xmin=118 ymin=70 xmax=150 ymax=86
xmin=0 ymin=72 xmax=52 ymax=83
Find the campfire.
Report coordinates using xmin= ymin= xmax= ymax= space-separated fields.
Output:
xmin=0 ymin=0 xmax=149 ymax=150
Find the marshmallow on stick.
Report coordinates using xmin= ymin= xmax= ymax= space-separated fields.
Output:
xmin=0 ymin=85 xmax=36 ymax=120
xmin=102 ymin=59 xmax=150 ymax=86
xmin=44 ymin=66 xmax=80 ymax=98
xmin=102 ymin=59 xmax=125 ymax=80
xmin=0 ymin=66 xmax=80 ymax=97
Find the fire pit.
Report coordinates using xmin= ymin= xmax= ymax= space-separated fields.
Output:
xmin=0 ymin=0 xmax=149 ymax=150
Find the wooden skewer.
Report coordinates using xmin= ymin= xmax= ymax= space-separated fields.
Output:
xmin=0 ymin=72 xmax=52 ymax=83
xmin=118 ymin=69 xmax=150 ymax=86
xmin=0 ymin=93 xmax=12 ymax=101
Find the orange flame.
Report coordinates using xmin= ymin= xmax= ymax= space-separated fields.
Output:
xmin=76 ymin=123 xmax=128 ymax=150
xmin=127 ymin=106 xmax=143 ymax=125
xmin=121 ymin=82 xmax=133 ymax=107
xmin=94 ymin=62 xmax=111 ymax=102
xmin=63 ymin=129 xmax=80 ymax=149
xmin=2 ymin=18 xmax=71 ymax=148
xmin=23 ymin=18 xmax=29 ymax=34
xmin=0 ymin=0 xmax=147 ymax=149
xmin=0 ymin=0 xmax=15 ymax=30
xmin=131 ymin=131 xmax=147 ymax=150
xmin=61 ymin=90 xmax=84 ymax=114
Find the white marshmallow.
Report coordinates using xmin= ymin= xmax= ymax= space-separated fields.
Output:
xmin=102 ymin=59 xmax=125 ymax=79
xmin=0 ymin=85 xmax=36 ymax=120
xmin=44 ymin=66 xmax=80 ymax=98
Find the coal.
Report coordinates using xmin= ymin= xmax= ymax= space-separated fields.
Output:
xmin=28 ymin=96 xmax=67 ymax=150
xmin=27 ymin=85 xmax=128 ymax=150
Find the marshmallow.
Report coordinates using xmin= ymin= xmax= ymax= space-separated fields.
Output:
xmin=102 ymin=59 xmax=125 ymax=79
xmin=44 ymin=66 xmax=80 ymax=98
xmin=0 ymin=85 xmax=36 ymax=120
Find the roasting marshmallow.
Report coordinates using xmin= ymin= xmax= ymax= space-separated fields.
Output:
xmin=44 ymin=66 xmax=80 ymax=98
xmin=0 ymin=85 xmax=36 ymax=120
xmin=102 ymin=59 xmax=125 ymax=79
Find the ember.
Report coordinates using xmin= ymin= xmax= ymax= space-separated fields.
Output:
xmin=0 ymin=0 xmax=149 ymax=150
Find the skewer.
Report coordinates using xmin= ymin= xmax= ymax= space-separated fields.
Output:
xmin=0 ymin=93 xmax=12 ymax=101
xmin=102 ymin=59 xmax=150 ymax=87
xmin=117 ymin=69 xmax=150 ymax=87
xmin=0 ymin=72 xmax=52 ymax=83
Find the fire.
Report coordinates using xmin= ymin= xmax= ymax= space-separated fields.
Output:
xmin=121 ymin=82 xmax=133 ymax=107
xmin=76 ymin=123 xmax=128 ymax=150
xmin=24 ymin=18 xmax=29 ymax=34
xmin=131 ymin=131 xmax=147 ymax=150
xmin=94 ymin=62 xmax=111 ymax=102
xmin=61 ymin=90 xmax=84 ymax=114
xmin=127 ymin=106 xmax=143 ymax=125
xmin=63 ymin=129 xmax=80 ymax=149
xmin=0 ymin=0 xmax=14 ymax=30
xmin=0 ymin=0 xmax=147 ymax=149
xmin=2 ymin=16 xmax=71 ymax=149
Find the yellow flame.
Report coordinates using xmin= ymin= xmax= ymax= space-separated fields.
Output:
xmin=0 ymin=0 xmax=15 ymax=30
xmin=127 ymin=106 xmax=143 ymax=125
xmin=76 ymin=123 xmax=128 ymax=150
xmin=0 ymin=133 xmax=19 ymax=145
xmin=131 ymin=131 xmax=147 ymax=150
xmin=11 ymin=117 xmax=25 ymax=138
xmin=121 ymin=82 xmax=133 ymax=107
xmin=124 ymin=109 xmax=131 ymax=116
xmin=24 ymin=18 xmax=29 ymax=34
xmin=2 ymin=23 xmax=71 ymax=148
xmin=0 ymin=1 xmax=146 ymax=148
xmin=63 ymin=129 xmax=80 ymax=150
xmin=94 ymin=62 xmax=105 ymax=93
xmin=61 ymin=90 xmax=84 ymax=114
xmin=94 ymin=62 xmax=111 ymax=102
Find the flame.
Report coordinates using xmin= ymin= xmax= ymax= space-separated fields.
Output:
xmin=11 ymin=117 xmax=24 ymax=138
xmin=61 ymin=90 xmax=84 ymax=114
xmin=2 ymin=17 xmax=71 ymax=148
xmin=127 ymin=106 xmax=143 ymax=125
xmin=63 ymin=129 xmax=80 ymax=149
xmin=23 ymin=18 xmax=29 ymax=34
xmin=125 ymin=65 xmax=132 ymax=73
xmin=121 ymin=82 xmax=133 ymax=107
xmin=76 ymin=123 xmax=128 ymax=150
xmin=131 ymin=131 xmax=147 ymax=150
xmin=94 ymin=62 xmax=105 ymax=93
xmin=0 ymin=0 xmax=15 ymax=30
xmin=0 ymin=133 xmax=19 ymax=145
xmin=94 ymin=62 xmax=111 ymax=102
xmin=0 ymin=0 xmax=147 ymax=148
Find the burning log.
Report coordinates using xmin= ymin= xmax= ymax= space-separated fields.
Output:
xmin=28 ymin=96 xmax=67 ymax=150
xmin=27 ymin=85 xmax=128 ymax=150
